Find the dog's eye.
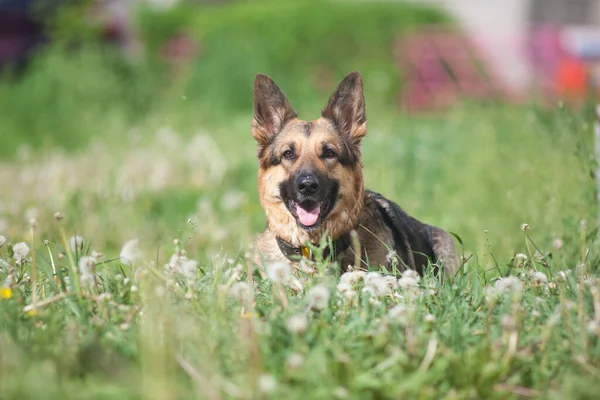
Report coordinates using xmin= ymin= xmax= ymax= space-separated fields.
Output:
xmin=282 ymin=150 xmax=294 ymax=159
xmin=323 ymin=148 xmax=336 ymax=159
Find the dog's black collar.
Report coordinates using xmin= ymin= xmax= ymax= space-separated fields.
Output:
xmin=276 ymin=232 xmax=353 ymax=262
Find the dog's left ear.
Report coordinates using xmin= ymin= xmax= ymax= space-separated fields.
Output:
xmin=252 ymin=74 xmax=297 ymax=146
xmin=321 ymin=71 xmax=366 ymax=145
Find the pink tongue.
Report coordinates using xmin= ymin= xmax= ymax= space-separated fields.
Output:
xmin=296 ymin=203 xmax=320 ymax=226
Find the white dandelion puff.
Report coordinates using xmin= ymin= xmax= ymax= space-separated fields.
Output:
xmin=258 ymin=374 xmax=276 ymax=393
xmin=12 ymin=242 xmax=30 ymax=265
xmin=78 ymin=256 xmax=96 ymax=285
xmin=68 ymin=236 xmax=84 ymax=253
xmin=286 ymin=352 xmax=304 ymax=370
xmin=0 ymin=235 xmax=6 ymax=248
xmin=531 ymin=271 xmax=548 ymax=284
xmin=388 ymin=304 xmax=413 ymax=325
xmin=339 ymin=270 xmax=365 ymax=285
xmin=120 ymin=239 xmax=143 ymax=265
xmin=180 ymin=259 xmax=199 ymax=279
xmin=228 ymin=282 xmax=253 ymax=303
xmin=286 ymin=314 xmax=308 ymax=334
xmin=266 ymin=261 xmax=291 ymax=284
xmin=307 ymin=285 xmax=330 ymax=310
xmin=493 ymin=276 xmax=523 ymax=295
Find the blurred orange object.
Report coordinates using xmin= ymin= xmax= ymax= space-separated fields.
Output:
xmin=555 ymin=56 xmax=589 ymax=98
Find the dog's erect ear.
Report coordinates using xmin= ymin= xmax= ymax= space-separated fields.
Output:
xmin=252 ymin=74 xmax=297 ymax=146
xmin=321 ymin=71 xmax=366 ymax=144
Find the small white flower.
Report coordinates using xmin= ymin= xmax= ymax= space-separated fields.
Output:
xmin=120 ymin=239 xmax=142 ymax=265
xmin=12 ymin=242 xmax=30 ymax=265
xmin=258 ymin=374 xmax=276 ymax=393
xmin=531 ymin=271 xmax=548 ymax=284
xmin=266 ymin=261 xmax=291 ymax=284
xmin=286 ymin=314 xmax=308 ymax=334
xmin=68 ymin=236 xmax=84 ymax=253
xmin=0 ymin=235 xmax=6 ymax=247
xmin=286 ymin=352 xmax=304 ymax=369
xmin=78 ymin=256 xmax=96 ymax=285
xmin=307 ymin=285 xmax=330 ymax=310
xmin=180 ymin=259 xmax=198 ymax=279
xmin=520 ymin=223 xmax=529 ymax=231
xmin=424 ymin=313 xmax=436 ymax=323
xmin=531 ymin=309 xmax=541 ymax=318
xmin=130 ymin=285 xmax=138 ymax=292
xmin=228 ymin=282 xmax=253 ymax=303
xmin=552 ymin=238 xmax=563 ymax=249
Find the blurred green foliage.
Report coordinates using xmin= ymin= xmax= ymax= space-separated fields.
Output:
xmin=0 ymin=0 xmax=449 ymax=157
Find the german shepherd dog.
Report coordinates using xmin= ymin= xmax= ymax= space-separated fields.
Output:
xmin=251 ymin=71 xmax=458 ymax=276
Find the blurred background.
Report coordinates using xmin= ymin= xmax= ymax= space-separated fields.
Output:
xmin=0 ymin=0 xmax=599 ymax=266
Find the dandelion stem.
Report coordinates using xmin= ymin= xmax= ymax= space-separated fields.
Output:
xmin=30 ymin=223 xmax=37 ymax=305
xmin=417 ymin=336 xmax=438 ymax=373
xmin=57 ymin=221 xmax=81 ymax=295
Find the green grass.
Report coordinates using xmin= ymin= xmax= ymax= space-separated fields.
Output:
xmin=1 ymin=0 xmax=600 ymax=398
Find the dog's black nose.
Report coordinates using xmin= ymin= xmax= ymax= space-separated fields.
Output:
xmin=296 ymin=173 xmax=319 ymax=195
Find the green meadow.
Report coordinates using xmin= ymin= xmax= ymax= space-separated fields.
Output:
xmin=0 ymin=1 xmax=599 ymax=399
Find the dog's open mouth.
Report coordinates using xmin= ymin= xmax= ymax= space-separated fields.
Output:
xmin=289 ymin=200 xmax=330 ymax=228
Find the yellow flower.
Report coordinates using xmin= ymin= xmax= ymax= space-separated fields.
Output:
xmin=1 ymin=287 xmax=12 ymax=299
xmin=27 ymin=309 xmax=38 ymax=316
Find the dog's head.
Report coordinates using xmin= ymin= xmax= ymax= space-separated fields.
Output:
xmin=252 ymin=71 xmax=367 ymax=245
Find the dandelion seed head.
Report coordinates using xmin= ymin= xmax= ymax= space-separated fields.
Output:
xmin=388 ymin=304 xmax=413 ymax=325
xmin=401 ymin=269 xmax=421 ymax=281
xmin=531 ymin=271 xmax=548 ymax=284
xmin=339 ymin=270 xmax=365 ymax=285
xmin=12 ymin=242 xmax=30 ymax=264
xmin=68 ymin=236 xmax=84 ymax=253
xmin=514 ymin=253 xmax=528 ymax=267
xmin=180 ymin=259 xmax=199 ymax=279
xmin=120 ymin=239 xmax=142 ymax=265
xmin=228 ymin=282 xmax=253 ymax=303
xmin=0 ymin=235 xmax=6 ymax=248
xmin=78 ymin=256 xmax=96 ymax=285
xmin=552 ymin=238 xmax=563 ymax=249
xmin=258 ymin=374 xmax=276 ymax=393
xmin=520 ymin=223 xmax=529 ymax=231
xmin=333 ymin=387 xmax=349 ymax=399
xmin=286 ymin=314 xmax=308 ymax=334
xmin=286 ymin=352 xmax=304 ymax=370
xmin=0 ymin=259 xmax=9 ymax=271
xmin=363 ymin=276 xmax=390 ymax=298
xmin=587 ymin=320 xmax=600 ymax=336
xmin=424 ymin=313 xmax=436 ymax=323
xmin=307 ymin=285 xmax=330 ymax=310
xmin=398 ymin=276 xmax=419 ymax=290
xmin=266 ymin=261 xmax=291 ymax=284
xmin=54 ymin=212 xmax=63 ymax=221
xmin=493 ymin=276 xmax=522 ymax=295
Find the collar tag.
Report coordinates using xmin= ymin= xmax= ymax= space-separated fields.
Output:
xmin=301 ymin=246 xmax=312 ymax=259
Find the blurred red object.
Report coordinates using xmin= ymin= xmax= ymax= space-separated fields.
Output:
xmin=555 ymin=56 xmax=589 ymax=98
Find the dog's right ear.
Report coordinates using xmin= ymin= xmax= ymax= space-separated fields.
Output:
xmin=252 ymin=74 xmax=297 ymax=146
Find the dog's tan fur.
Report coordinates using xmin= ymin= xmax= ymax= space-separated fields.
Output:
xmin=251 ymin=71 xmax=459 ymax=276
